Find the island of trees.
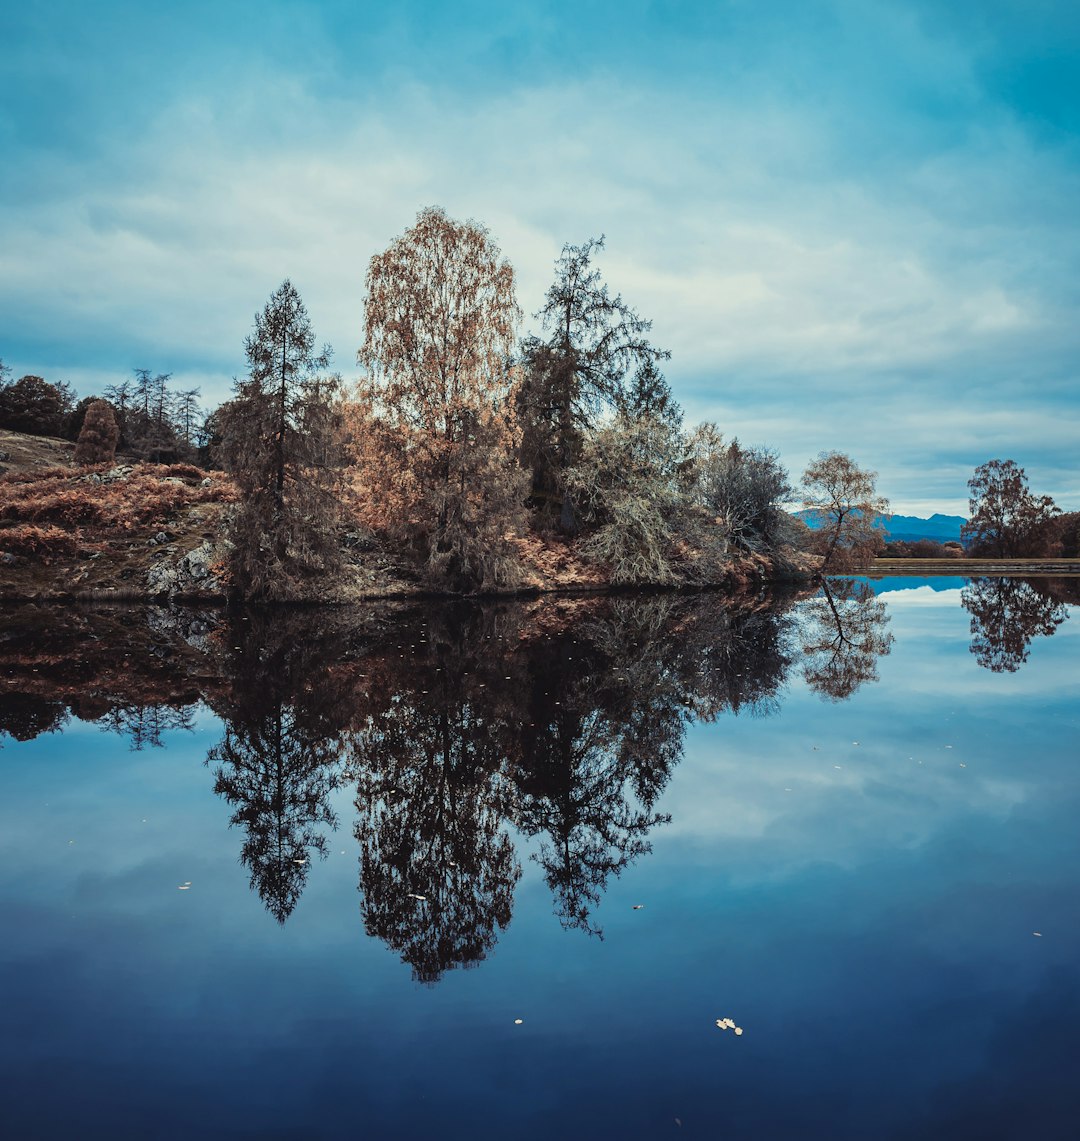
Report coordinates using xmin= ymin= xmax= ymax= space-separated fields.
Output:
xmin=0 ymin=205 xmax=1074 ymax=601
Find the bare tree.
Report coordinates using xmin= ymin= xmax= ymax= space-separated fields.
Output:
xmin=687 ymin=424 xmax=792 ymax=553
xmin=802 ymin=451 xmax=889 ymax=571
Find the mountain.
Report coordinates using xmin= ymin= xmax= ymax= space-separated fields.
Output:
xmin=882 ymin=513 xmax=966 ymax=542
xmin=796 ymin=510 xmax=966 ymax=543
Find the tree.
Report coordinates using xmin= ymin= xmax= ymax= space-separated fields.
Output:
xmin=517 ymin=236 xmax=669 ymax=530
xmin=358 ymin=206 xmax=527 ymax=590
xmin=686 ymin=424 xmax=792 ymax=553
xmin=802 ymin=452 xmax=889 ymax=571
xmin=220 ymin=280 xmax=345 ymax=599
xmin=0 ymin=374 xmax=75 ymax=436
xmin=73 ymin=399 xmax=120 ymax=465
xmin=961 ymin=459 xmax=1060 ymax=558
xmin=173 ymin=388 xmax=203 ymax=450
xmin=564 ymin=410 xmax=692 ymax=584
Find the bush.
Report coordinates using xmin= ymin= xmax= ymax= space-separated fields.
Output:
xmin=0 ymin=375 xmax=75 ymax=436
xmin=74 ymin=400 xmax=120 ymax=465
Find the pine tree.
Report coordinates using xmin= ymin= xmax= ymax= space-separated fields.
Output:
xmin=220 ymin=280 xmax=345 ymax=599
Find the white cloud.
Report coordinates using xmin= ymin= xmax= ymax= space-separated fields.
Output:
xmin=2 ymin=63 xmax=1077 ymax=511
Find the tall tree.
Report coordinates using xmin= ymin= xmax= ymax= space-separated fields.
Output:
xmin=961 ymin=459 xmax=1060 ymax=557
xmin=220 ymin=280 xmax=345 ymax=599
xmin=207 ymin=612 xmax=352 ymax=923
xmin=517 ymin=236 xmax=669 ymax=530
xmin=358 ymin=206 xmax=527 ymax=590
xmin=802 ymin=452 xmax=889 ymax=571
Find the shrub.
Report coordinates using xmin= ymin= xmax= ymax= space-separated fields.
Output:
xmin=74 ymin=400 xmax=120 ymax=465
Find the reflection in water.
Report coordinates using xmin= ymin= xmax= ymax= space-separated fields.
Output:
xmin=10 ymin=579 xmax=1071 ymax=977
xmin=100 ymin=704 xmax=195 ymax=750
xmin=799 ymin=579 xmax=895 ymax=700
xmin=350 ymin=611 xmax=521 ymax=983
xmin=961 ymin=577 xmax=1069 ymax=673
xmin=207 ymin=612 xmax=354 ymax=923
xmin=0 ymin=693 xmax=69 ymax=742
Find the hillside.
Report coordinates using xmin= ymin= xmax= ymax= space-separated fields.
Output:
xmin=1 ymin=429 xmax=811 ymax=601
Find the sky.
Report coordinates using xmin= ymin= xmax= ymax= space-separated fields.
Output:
xmin=1 ymin=0 xmax=1077 ymax=516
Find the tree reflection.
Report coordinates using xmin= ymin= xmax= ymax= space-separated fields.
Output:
xmin=0 ymin=693 xmax=68 ymax=742
xmin=512 ymin=603 xmax=676 ymax=937
xmin=350 ymin=607 xmax=521 ymax=983
xmin=513 ymin=595 xmax=795 ymax=936
xmin=961 ymin=577 xmax=1068 ymax=673
xmin=99 ymin=703 xmax=194 ymax=750
xmin=207 ymin=612 xmax=353 ymax=923
xmin=799 ymin=579 xmax=894 ymax=700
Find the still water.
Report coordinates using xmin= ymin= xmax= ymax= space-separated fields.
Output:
xmin=1 ymin=578 xmax=1077 ymax=1139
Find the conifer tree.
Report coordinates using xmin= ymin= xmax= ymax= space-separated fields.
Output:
xmin=73 ymin=399 xmax=120 ymax=465
xmin=220 ymin=280 xmax=345 ymax=599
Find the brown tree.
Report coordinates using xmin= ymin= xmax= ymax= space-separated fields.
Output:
xmin=73 ymin=399 xmax=120 ymax=465
xmin=961 ymin=459 xmax=1060 ymax=557
xmin=357 ymin=206 xmax=527 ymax=590
xmin=802 ymin=452 xmax=889 ymax=571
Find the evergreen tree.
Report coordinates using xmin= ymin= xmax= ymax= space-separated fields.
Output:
xmin=220 ymin=280 xmax=345 ymax=599
xmin=517 ymin=236 xmax=668 ymax=530
xmin=74 ymin=399 xmax=120 ymax=465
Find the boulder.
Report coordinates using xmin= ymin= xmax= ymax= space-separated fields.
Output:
xmin=147 ymin=540 xmax=222 ymax=597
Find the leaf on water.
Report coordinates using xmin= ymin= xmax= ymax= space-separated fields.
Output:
xmin=1033 ymin=931 xmax=1043 ymax=937
xmin=734 ymin=1027 xmax=744 ymax=1036
xmin=514 ymin=1018 xmax=523 ymax=1025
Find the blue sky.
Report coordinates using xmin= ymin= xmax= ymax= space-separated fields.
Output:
xmin=2 ymin=0 xmax=1077 ymax=514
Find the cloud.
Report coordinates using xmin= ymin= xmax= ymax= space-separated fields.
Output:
xmin=1 ymin=0 xmax=1077 ymax=512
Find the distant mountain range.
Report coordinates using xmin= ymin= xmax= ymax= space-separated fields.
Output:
xmin=796 ymin=511 xmax=966 ymax=543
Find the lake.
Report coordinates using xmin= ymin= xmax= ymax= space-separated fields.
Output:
xmin=1 ymin=577 xmax=1077 ymax=1139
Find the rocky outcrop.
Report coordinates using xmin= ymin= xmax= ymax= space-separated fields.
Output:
xmin=146 ymin=540 xmax=224 ymax=598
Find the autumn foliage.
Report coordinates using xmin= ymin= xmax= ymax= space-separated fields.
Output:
xmin=356 ymin=206 xmax=528 ymax=590
xmin=74 ymin=399 xmax=120 ymax=465
xmin=0 ymin=463 xmax=236 ymax=558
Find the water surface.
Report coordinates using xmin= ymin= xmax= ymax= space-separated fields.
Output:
xmin=1 ymin=578 xmax=1077 ymax=1139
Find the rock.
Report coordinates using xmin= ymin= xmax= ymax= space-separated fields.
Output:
xmin=0 ymin=551 xmax=17 ymax=565
xmin=0 ymin=450 xmax=9 ymax=461
xmin=201 ymin=478 xmax=212 ymax=488
xmin=147 ymin=540 xmax=221 ymax=597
